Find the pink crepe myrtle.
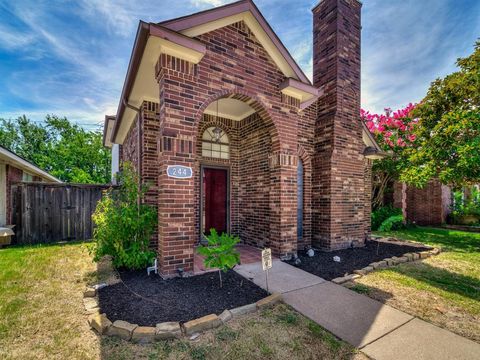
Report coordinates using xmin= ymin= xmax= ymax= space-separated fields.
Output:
xmin=361 ymin=103 xmax=418 ymax=151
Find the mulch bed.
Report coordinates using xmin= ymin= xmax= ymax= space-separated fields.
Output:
xmin=98 ymin=269 xmax=268 ymax=326
xmin=285 ymin=240 xmax=431 ymax=281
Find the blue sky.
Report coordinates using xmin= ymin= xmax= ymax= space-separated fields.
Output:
xmin=0 ymin=0 xmax=479 ymax=130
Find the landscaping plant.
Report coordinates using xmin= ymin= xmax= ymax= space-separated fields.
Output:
xmin=378 ymin=214 xmax=405 ymax=232
xmin=197 ymin=229 xmax=240 ymax=287
xmin=89 ymin=162 xmax=157 ymax=270
xmin=371 ymin=205 xmax=403 ymax=231
xmin=449 ymin=187 xmax=480 ymax=225
xmin=362 ymin=104 xmax=420 ymax=209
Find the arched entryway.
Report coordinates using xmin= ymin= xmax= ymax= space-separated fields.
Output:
xmin=194 ymin=92 xmax=281 ymax=250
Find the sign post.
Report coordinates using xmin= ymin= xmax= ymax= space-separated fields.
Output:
xmin=261 ymin=248 xmax=272 ymax=292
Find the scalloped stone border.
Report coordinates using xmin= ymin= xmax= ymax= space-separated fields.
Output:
xmin=331 ymin=238 xmax=442 ymax=285
xmin=84 ymin=288 xmax=282 ymax=342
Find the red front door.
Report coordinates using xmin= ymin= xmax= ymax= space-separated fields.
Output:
xmin=203 ymin=168 xmax=228 ymax=235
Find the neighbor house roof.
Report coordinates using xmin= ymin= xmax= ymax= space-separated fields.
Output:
xmin=361 ymin=122 xmax=389 ymax=159
xmin=108 ymin=0 xmax=317 ymax=145
xmin=0 ymin=145 xmax=62 ymax=183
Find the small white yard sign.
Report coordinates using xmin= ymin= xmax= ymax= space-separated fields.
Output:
xmin=262 ymin=248 xmax=272 ymax=292
xmin=262 ymin=248 xmax=272 ymax=271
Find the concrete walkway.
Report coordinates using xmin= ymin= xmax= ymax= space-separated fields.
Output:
xmin=235 ymin=260 xmax=480 ymax=360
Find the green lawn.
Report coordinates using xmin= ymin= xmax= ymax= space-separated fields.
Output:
xmin=0 ymin=242 xmax=363 ymax=360
xmin=351 ymin=227 xmax=480 ymax=342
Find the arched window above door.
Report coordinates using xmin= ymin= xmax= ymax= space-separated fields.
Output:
xmin=202 ymin=127 xmax=230 ymax=159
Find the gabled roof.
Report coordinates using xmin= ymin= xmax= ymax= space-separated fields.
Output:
xmin=0 ymin=145 xmax=62 ymax=183
xmin=159 ymin=0 xmax=310 ymax=84
xmin=109 ymin=0 xmax=315 ymax=144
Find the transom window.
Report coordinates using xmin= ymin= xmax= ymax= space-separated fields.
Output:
xmin=202 ymin=127 xmax=230 ymax=159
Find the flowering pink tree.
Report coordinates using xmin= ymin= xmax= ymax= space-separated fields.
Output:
xmin=361 ymin=104 xmax=419 ymax=209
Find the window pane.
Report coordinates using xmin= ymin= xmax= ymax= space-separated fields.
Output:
xmin=202 ymin=127 xmax=229 ymax=159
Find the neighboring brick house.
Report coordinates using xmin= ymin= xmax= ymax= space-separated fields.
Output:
xmin=103 ymin=0 xmax=384 ymax=276
xmin=393 ymin=181 xmax=452 ymax=226
xmin=0 ymin=145 xmax=61 ymax=226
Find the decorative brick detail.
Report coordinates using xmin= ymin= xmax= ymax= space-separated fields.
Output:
xmin=281 ymin=93 xmax=300 ymax=108
xmin=156 ymin=54 xmax=197 ymax=76
xmin=312 ymin=0 xmax=365 ymax=250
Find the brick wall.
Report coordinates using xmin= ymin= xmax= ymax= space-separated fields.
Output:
xmin=6 ymin=165 xmax=22 ymax=224
xmin=120 ymin=101 xmax=160 ymax=248
xmin=312 ymin=0 xmax=366 ymax=250
xmin=155 ymin=20 xmax=305 ymax=275
xmin=393 ymin=180 xmax=451 ymax=225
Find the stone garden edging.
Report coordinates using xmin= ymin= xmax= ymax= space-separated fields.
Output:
xmin=331 ymin=241 xmax=442 ymax=285
xmin=84 ymin=288 xmax=282 ymax=343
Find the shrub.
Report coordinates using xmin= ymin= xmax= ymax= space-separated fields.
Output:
xmin=371 ymin=206 xmax=402 ymax=230
xmin=450 ymin=189 xmax=480 ymax=225
xmin=197 ymin=229 xmax=240 ymax=287
xmin=89 ymin=162 xmax=157 ymax=270
xmin=378 ymin=214 xmax=405 ymax=232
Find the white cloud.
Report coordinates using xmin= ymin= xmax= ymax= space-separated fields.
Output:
xmin=291 ymin=40 xmax=313 ymax=81
xmin=77 ymin=0 xmax=138 ymax=37
xmin=0 ymin=24 xmax=35 ymax=50
xmin=190 ymin=0 xmax=231 ymax=9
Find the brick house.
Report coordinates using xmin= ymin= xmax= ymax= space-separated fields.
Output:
xmin=0 ymin=145 xmax=61 ymax=226
xmin=103 ymin=0 xmax=384 ymax=276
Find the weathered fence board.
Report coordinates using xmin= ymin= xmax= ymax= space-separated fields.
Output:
xmin=11 ymin=182 xmax=111 ymax=244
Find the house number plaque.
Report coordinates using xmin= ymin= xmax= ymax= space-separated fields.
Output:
xmin=167 ymin=165 xmax=193 ymax=179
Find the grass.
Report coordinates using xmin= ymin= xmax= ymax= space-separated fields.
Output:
xmin=0 ymin=242 xmax=364 ymax=360
xmin=350 ymin=227 xmax=480 ymax=342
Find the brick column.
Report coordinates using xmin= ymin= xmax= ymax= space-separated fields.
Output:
xmin=156 ymin=55 xmax=197 ymax=277
xmin=312 ymin=0 xmax=365 ymax=249
xmin=269 ymin=151 xmax=298 ymax=256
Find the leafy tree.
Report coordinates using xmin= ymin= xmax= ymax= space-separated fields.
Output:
xmin=0 ymin=115 xmax=111 ymax=183
xmin=400 ymin=41 xmax=480 ymax=187
xmin=197 ymin=229 xmax=240 ymax=287
xmin=361 ymin=104 xmax=419 ymax=208
xmin=89 ymin=162 xmax=157 ymax=270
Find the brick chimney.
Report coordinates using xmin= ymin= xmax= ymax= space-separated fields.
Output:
xmin=312 ymin=0 xmax=366 ymax=250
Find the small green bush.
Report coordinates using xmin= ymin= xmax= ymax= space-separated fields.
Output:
xmin=197 ymin=229 xmax=240 ymax=287
xmin=371 ymin=206 xmax=402 ymax=231
xmin=378 ymin=214 xmax=405 ymax=232
xmin=450 ymin=189 xmax=480 ymax=225
xmin=89 ymin=162 xmax=157 ymax=270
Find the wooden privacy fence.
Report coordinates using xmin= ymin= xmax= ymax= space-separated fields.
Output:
xmin=11 ymin=182 xmax=112 ymax=244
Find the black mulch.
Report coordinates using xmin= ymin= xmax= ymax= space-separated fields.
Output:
xmin=98 ymin=269 xmax=268 ymax=326
xmin=285 ymin=240 xmax=431 ymax=281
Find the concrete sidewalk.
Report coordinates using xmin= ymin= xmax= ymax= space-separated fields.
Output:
xmin=235 ymin=260 xmax=480 ymax=360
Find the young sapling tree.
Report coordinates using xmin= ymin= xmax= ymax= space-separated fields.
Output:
xmin=197 ymin=229 xmax=240 ymax=287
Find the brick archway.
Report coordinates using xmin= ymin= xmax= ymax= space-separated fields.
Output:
xmin=193 ymin=90 xmax=297 ymax=255
xmin=194 ymin=89 xmax=281 ymax=152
